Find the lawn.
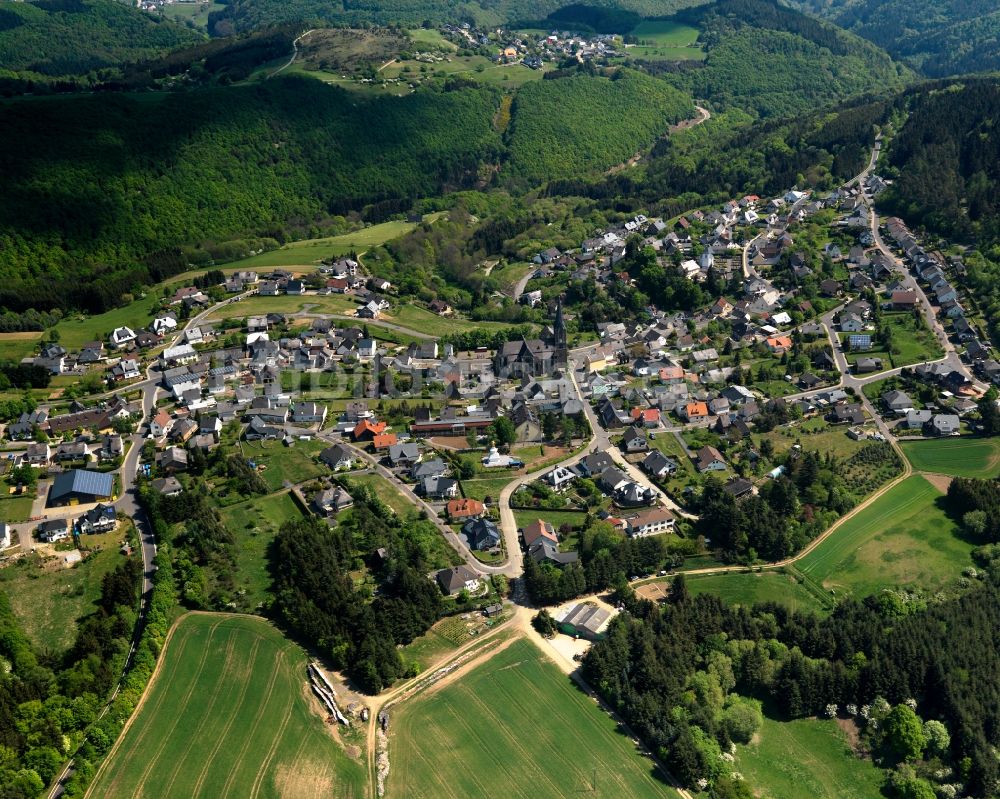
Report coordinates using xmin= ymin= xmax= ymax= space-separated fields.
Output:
xmin=736 ymin=714 xmax=884 ymax=799
xmin=460 ymin=476 xmax=516 ymax=502
xmin=512 ymin=508 xmax=588 ymax=532
xmin=797 ymin=475 xmax=974 ymax=598
xmin=53 ymin=294 xmax=164 ymax=350
xmin=900 ymin=437 xmax=1000 ymax=478
xmin=382 ymin=304 xmax=515 ymax=336
xmin=238 ymin=438 xmax=328 ymax=491
xmin=0 ymin=489 xmax=35 ymax=523
xmin=840 ymin=312 xmax=943 ymax=370
xmin=233 ymin=219 xmax=425 ymax=268
xmin=205 ymin=293 xmax=360 ymax=321
xmin=407 ymin=28 xmax=458 ymax=50
xmin=756 ymin=420 xmax=867 ymax=460
xmin=349 ymin=472 xmax=415 ymax=517
xmin=387 ymin=637 xmax=678 ymax=799
xmin=89 ymin=613 xmax=367 ymax=799
xmin=219 ymin=491 xmax=304 ymax=608
xmin=684 ymin=571 xmax=828 ymax=613
xmin=0 ymin=531 xmax=129 ymax=653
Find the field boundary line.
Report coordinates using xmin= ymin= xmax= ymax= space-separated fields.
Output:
xmin=128 ymin=621 xmax=227 ymax=798
xmin=85 ymin=611 xmax=201 ymax=798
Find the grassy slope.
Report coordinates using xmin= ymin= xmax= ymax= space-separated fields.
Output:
xmin=219 ymin=491 xmax=304 ymax=609
xmin=797 ymin=474 xmax=973 ymax=598
xmin=388 ymin=637 xmax=678 ymax=799
xmin=90 ymin=613 xmax=367 ymax=798
xmin=737 ymin=714 xmax=884 ymax=799
xmin=0 ymin=531 xmax=126 ymax=653
xmin=900 ymin=437 xmax=1000 ymax=479
xmin=685 ymin=571 xmax=827 ymax=612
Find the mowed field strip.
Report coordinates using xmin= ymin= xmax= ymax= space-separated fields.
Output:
xmin=899 ymin=436 xmax=1000 ymax=478
xmin=796 ymin=474 xmax=973 ymax=598
xmin=89 ymin=613 xmax=367 ymax=799
xmin=387 ymin=637 xmax=678 ymax=799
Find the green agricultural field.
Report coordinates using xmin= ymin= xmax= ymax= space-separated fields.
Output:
xmin=683 ymin=571 xmax=828 ymax=612
xmin=0 ymin=532 xmax=130 ymax=653
xmin=160 ymin=0 xmax=225 ymax=29
xmin=900 ymin=437 xmax=1000 ymax=478
xmin=90 ymin=613 xmax=367 ymax=799
xmin=0 ymin=331 xmax=43 ymax=362
xmin=388 ymin=638 xmax=679 ymax=799
xmin=626 ymin=20 xmax=705 ymax=61
xmin=220 ymin=491 xmax=305 ymax=608
xmin=631 ymin=20 xmax=701 ymax=46
xmin=797 ymin=475 xmax=973 ymax=598
xmin=736 ymin=714 xmax=884 ymax=799
xmin=381 ymin=55 xmax=550 ymax=88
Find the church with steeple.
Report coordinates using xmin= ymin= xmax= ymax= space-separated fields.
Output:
xmin=493 ymin=298 xmax=569 ymax=378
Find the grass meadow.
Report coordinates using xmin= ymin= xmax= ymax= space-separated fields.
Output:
xmin=0 ymin=531 xmax=127 ymax=653
xmin=736 ymin=714 xmax=884 ymax=799
xmin=387 ymin=637 xmax=678 ymax=799
xmin=220 ymin=491 xmax=305 ymax=608
xmin=90 ymin=613 xmax=367 ymax=799
xmin=900 ymin=436 xmax=1000 ymax=478
xmin=684 ymin=570 xmax=829 ymax=612
xmin=234 ymin=219 xmax=423 ymax=268
xmin=797 ymin=475 xmax=973 ymax=598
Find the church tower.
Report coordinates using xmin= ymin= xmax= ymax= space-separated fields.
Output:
xmin=553 ymin=299 xmax=568 ymax=366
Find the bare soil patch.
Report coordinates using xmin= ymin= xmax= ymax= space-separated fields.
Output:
xmin=921 ymin=472 xmax=953 ymax=492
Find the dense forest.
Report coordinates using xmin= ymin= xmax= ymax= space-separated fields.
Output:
xmin=0 ymin=76 xmax=504 ymax=313
xmin=0 ymin=0 xmax=198 ymax=77
xmin=504 ymin=69 xmax=693 ymax=183
xmin=268 ymin=488 xmax=475 ymax=693
xmin=787 ymin=0 xmax=1000 ymax=76
xmin=583 ymin=571 xmax=1000 ymax=798
xmin=664 ymin=0 xmax=909 ymax=119
xmin=880 ymin=81 xmax=1000 ymax=244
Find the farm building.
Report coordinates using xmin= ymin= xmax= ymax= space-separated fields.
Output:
xmin=555 ymin=603 xmax=611 ymax=641
xmin=48 ymin=469 xmax=114 ymax=507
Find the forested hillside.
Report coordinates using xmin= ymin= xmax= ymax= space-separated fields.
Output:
xmin=787 ymin=0 xmax=1000 ymax=76
xmin=0 ymin=0 xmax=199 ymax=77
xmin=207 ymin=0 xmax=702 ymax=36
xmin=547 ymin=96 xmax=891 ymax=218
xmin=880 ymin=81 xmax=1000 ymax=244
xmin=504 ymin=70 xmax=694 ymax=183
xmin=664 ymin=0 xmax=910 ymax=118
xmin=0 ymin=76 xmax=503 ymax=313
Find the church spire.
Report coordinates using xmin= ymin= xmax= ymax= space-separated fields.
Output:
xmin=553 ymin=298 xmax=568 ymax=365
